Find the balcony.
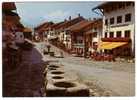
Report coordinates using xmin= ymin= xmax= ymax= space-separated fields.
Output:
xmin=93 ymin=37 xmax=98 ymax=42
xmin=101 ymin=37 xmax=131 ymax=42
xmin=91 ymin=28 xmax=98 ymax=33
xmin=73 ymin=43 xmax=84 ymax=48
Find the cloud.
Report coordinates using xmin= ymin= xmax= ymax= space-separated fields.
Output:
xmin=43 ymin=10 xmax=70 ymax=22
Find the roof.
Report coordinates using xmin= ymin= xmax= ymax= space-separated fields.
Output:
xmin=4 ymin=10 xmax=18 ymax=16
xmin=16 ymin=22 xmax=24 ymax=29
xmin=24 ymin=28 xmax=32 ymax=32
xmin=3 ymin=11 xmax=20 ymax=20
xmin=86 ymin=30 xmax=93 ymax=35
xmin=34 ymin=21 xmax=54 ymax=31
xmin=92 ymin=2 xmax=108 ymax=10
xmin=2 ymin=2 xmax=16 ymax=10
xmin=92 ymin=1 xmax=134 ymax=10
xmin=66 ymin=20 xmax=93 ymax=32
xmin=50 ymin=21 xmax=65 ymax=30
xmin=55 ymin=16 xmax=85 ymax=30
xmin=86 ymin=18 xmax=102 ymax=35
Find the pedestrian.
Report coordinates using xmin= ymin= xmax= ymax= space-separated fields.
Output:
xmin=47 ymin=44 xmax=51 ymax=53
xmin=60 ymin=51 xmax=63 ymax=57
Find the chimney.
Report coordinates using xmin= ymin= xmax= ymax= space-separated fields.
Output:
xmin=69 ymin=16 xmax=71 ymax=20
xmin=78 ymin=13 xmax=80 ymax=17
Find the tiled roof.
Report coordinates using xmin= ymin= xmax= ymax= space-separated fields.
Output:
xmin=55 ymin=16 xmax=85 ymax=30
xmin=35 ymin=21 xmax=64 ymax=33
xmin=85 ymin=18 xmax=102 ymax=35
xmin=34 ymin=22 xmax=54 ymax=31
xmin=92 ymin=1 xmax=134 ymax=10
xmin=2 ymin=2 xmax=16 ymax=10
xmin=24 ymin=28 xmax=32 ymax=32
xmin=50 ymin=21 xmax=65 ymax=29
xmin=67 ymin=20 xmax=93 ymax=32
xmin=35 ymin=16 xmax=85 ymax=32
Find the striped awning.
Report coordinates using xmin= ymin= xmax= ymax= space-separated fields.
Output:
xmin=99 ymin=42 xmax=128 ymax=50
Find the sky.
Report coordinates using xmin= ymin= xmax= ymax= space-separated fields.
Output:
xmin=15 ymin=2 xmax=103 ymax=28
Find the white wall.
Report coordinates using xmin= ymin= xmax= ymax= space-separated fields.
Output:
xmin=47 ymin=30 xmax=56 ymax=39
xmin=103 ymin=5 xmax=135 ymax=52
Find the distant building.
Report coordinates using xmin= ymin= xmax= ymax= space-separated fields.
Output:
xmin=23 ymin=27 xmax=32 ymax=40
xmin=58 ymin=14 xmax=85 ymax=49
xmin=67 ymin=20 xmax=94 ymax=56
xmin=85 ymin=18 xmax=102 ymax=57
xmin=93 ymin=2 xmax=135 ymax=57
xmin=47 ymin=21 xmax=64 ymax=40
xmin=34 ymin=22 xmax=54 ymax=41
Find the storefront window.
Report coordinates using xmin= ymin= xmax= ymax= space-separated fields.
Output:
xmin=116 ymin=31 xmax=122 ymax=37
xmin=125 ymin=30 xmax=130 ymax=38
xmin=105 ymin=32 xmax=107 ymax=38
xmin=109 ymin=32 xmax=114 ymax=38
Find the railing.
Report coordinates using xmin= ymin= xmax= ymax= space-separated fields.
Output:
xmin=73 ymin=43 xmax=84 ymax=48
xmin=91 ymin=29 xmax=98 ymax=33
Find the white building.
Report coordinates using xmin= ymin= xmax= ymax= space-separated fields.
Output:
xmin=47 ymin=30 xmax=58 ymax=40
xmin=59 ymin=30 xmax=72 ymax=50
xmin=93 ymin=2 xmax=135 ymax=57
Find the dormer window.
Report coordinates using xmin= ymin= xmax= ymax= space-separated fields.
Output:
xmin=125 ymin=30 xmax=130 ymax=38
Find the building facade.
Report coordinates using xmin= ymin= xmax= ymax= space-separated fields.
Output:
xmin=67 ymin=20 xmax=95 ymax=56
xmin=93 ymin=2 xmax=135 ymax=57
xmin=85 ymin=19 xmax=102 ymax=56
xmin=58 ymin=15 xmax=85 ymax=50
xmin=34 ymin=22 xmax=54 ymax=41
